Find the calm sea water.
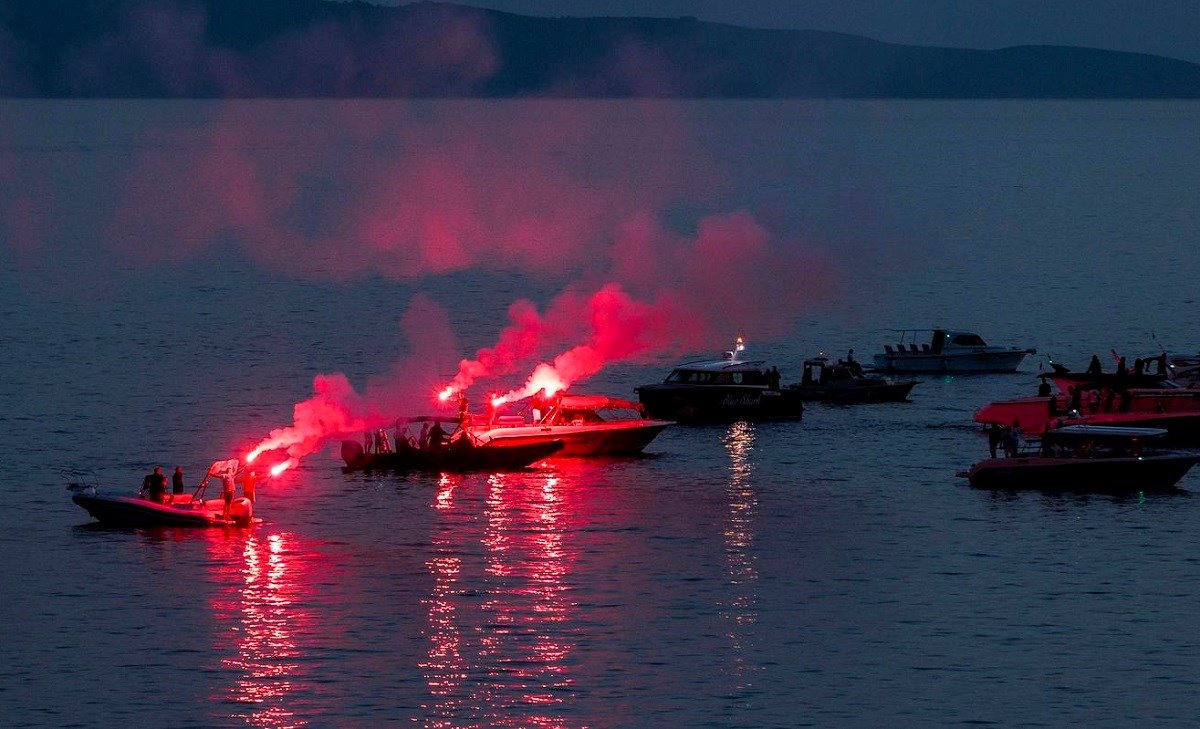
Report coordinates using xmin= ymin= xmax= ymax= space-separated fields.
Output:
xmin=3 ymin=100 xmax=1200 ymax=728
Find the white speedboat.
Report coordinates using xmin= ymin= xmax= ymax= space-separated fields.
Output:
xmin=873 ymin=329 xmax=1035 ymax=373
xmin=468 ymin=394 xmax=672 ymax=456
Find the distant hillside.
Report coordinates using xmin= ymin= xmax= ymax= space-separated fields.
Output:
xmin=2 ymin=0 xmax=1199 ymax=97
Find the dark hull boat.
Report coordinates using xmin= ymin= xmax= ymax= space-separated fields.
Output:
xmin=72 ymin=492 xmax=255 ymax=527
xmin=963 ymin=454 xmax=1199 ymax=492
xmin=788 ymin=356 xmax=918 ymax=403
xmin=960 ymin=425 xmax=1200 ymax=493
xmin=636 ymin=385 xmax=804 ymax=423
xmin=636 ymin=340 xmax=803 ymax=423
xmin=68 ymin=459 xmax=258 ymax=528
xmin=340 ymin=438 xmax=563 ymax=474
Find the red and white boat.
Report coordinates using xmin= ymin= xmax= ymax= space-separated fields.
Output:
xmin=467 ymin=394 xmax=672 ymax=457
xmin=974 ymin=384 xmax=1200 ymax=444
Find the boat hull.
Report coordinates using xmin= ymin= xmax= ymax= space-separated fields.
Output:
xmin=472 ymin=421 xmax=670 ymax=456
xmin=341 ymin=439 xmax=563 ymax=473
xmin=872 ymin=350 xmax=1032 ymax=373
xmin=635 ymin=384 xmax=804 ymax=423
xmin=789 ymin=380 xmax=917 ymax=403
xmin=72 ymin=493 xmax=254 ymax=527
xmin=965 ymin=454 xmax=1200 ymax=492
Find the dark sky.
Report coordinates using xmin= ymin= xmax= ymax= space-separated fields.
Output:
xmin=380 ymin=0 xmax=1200 ymax=63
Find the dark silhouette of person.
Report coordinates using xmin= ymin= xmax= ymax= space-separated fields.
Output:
xmin=1134 ymin=358 xmax=1145 ymax=376
xmin=172 ymin=466 xmax=185 ymax=497
xmin=1086 ymin=355 xmax=1102 ymax=375
xmin=457 ymin=392 xmax=469 ymax=426
xmin=143 ymin=466 xmax=167 ymax=504
xmin=846 ymin=349 xmax=864 ymax=376
xmin=427 ymin=421 xmax=447 ymax=451
xmin=986 ymin=423 xmax=1002 ymax=458
xmin=766 ymin=366 xmax=781 ymax=390
xmin=1037 ymin=380 xmax=1052 ymax=397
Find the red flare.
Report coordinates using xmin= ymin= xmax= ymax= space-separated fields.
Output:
xmin=270 ymin=460 xmax=295 ymax=477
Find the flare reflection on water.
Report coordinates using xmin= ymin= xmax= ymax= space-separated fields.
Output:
xmin=208 ymin=531 xmax=313 ymax=729
xmin=421 ymin=471 xmax=578 ymax=727
xmin=721 ymin=422 xmax=761 ymax=701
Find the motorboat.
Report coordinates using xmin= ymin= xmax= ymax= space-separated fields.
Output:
xmin=467 ymin=394 xmax=672 ymax=456
xmin=340 ymin=419 xmax=564 ymax=473
xmin=873 ymin=329 xmax=1035 ymax=373
xmin=787 ymin=355 xmax=919 ymax=403
xmin=68 ymin=459 xmax=258 ymax=527
xmin=959 ymin=425 xmax=1200 ymax=492
xmin=635 ymin=338 xmax=804 ymax=423
xmin=974 ymin=384 xmax=1200 ymax=444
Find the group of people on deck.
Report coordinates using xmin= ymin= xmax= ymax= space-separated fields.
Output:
xmin=986 ymin=422 xmax=1023 ymax=459
xmin=141 ymin=465 xmax=186 ymax=504
xmin=363 ymin=420 xmax=452 ymax=456
xmin=141 ymin=464 xmax=256 ymax=518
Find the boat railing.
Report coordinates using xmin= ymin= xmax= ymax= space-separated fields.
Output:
xmin=63 ymin=467 xmax=99 ymax=492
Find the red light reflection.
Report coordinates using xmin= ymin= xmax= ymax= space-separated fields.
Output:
xmin=207 ymin=531 xmax=314 ymax=728
xmin=721 ymin=422 xmax=761 ymax=695
xmin=420 ymin=472 xmax=578 ymax=726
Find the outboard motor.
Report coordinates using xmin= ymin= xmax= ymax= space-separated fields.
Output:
xmin=340 ymin=439 xmax=365 ymax=467
xmin=228 ymin=497 xmax=253 ymax=527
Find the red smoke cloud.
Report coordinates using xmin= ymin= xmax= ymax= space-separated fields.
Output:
xmin=441 ymin=211 xmax=834 ymax=403
xmin=3 ymin=95 xmax=836 ymax=466
xmin=247 ymin=293 xmax=459 ymax=463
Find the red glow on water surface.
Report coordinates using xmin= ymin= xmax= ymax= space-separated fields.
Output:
xmin=206 ymin=531 xmax=315 ymax=728
xmin=420 ymin=473 xmax=579 ymax=725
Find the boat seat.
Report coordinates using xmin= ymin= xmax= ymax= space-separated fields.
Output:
xmin=909 ymin=344 xmax=920 ymax=353
xmin=884 ymin=345 xmax=894 ymax=354
xmin=921 ymin=344 xmax=931 ymax=352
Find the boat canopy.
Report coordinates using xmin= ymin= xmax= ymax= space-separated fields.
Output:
xmin=555 ymin=395 xmax=641 ymax=411
xmin=1045 ymin=425 xmax=1168 ymax=441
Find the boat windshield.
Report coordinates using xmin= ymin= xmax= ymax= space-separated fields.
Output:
xmin=950 ymin=334 xmax=987 ymax=346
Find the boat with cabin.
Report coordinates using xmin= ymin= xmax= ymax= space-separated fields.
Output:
xmin=873 ymin=329 xmax=1036 ymax=373
xmin=467 ymin=393 xmax=672 ymax=456
xmin=787 ymin=355 xmax=919 ymax=403
xmin=959 ymin=425 xmax=1200 ymax=492
xmin=635 ymin=338 xmax=804 ymax=423
xmin=68 ymin=459 xmax=258 ymax=528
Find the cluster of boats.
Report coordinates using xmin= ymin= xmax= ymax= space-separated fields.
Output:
xmin=964 ymin=349 xmax=1200 ymax=492
xmin=70 ymin=328 xmax=1200 ymax=528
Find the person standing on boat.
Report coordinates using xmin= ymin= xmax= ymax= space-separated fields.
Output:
xmin=143 ymin=466 xmax=167 ymax=503
xmin=846 ymin=349 xmax=864 ymax=376
xmin=986 ymin=423 xmax=1002 ymax=459
xmin=1037 ymin=380 xmax=1052 ymax=397
xmin=766 ymin=366 xmax=781 ymax=390
xmin=457 ymin=392 xmax=470 ymax=427
xmin=428 ymin=420 xmax=447 ymax=452
xmin=1003 ymin=421 xmax=1021 ymax=458
xmin=238 ymin=469 xmax=257 ymax=503
xmin=1086 ymin=354 xmax=1103 ymax=375
xmin=221 ymin=472 xmax=235 ymax=519
xmin=171 ymin=466 xmax=185 ymax=498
